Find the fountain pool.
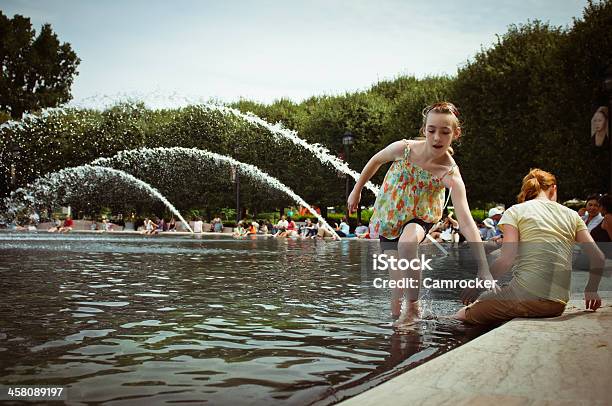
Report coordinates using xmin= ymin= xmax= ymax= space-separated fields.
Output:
xmin=0 ymin=233 xmax=489 ymax=404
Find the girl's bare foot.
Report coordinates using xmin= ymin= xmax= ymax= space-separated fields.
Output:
xmin=407 ymin=300 xmax=420 ymax=320
xmin=391 ymin=298 xmax=402 ymax=320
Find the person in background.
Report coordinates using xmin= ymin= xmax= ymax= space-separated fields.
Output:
xmin=247 ymin=222 xmax=258 ymax=235
xmin=48 ymin=216 xmax=62 ymax=232
xmin=582 ymin=193 xmax=603 ymax=233
xmin=487 ymin=207 xmax=504 ymax=237
xmin=232 ymin=221 xmax=248 ymax=238
xmin=273 ymin=215 xmax=289 ymax=237
xmin=284 ymin=217 xmax=298 ymax=237
xmin=193 ymin=217 xmax=203 ymax=233
xmin=355 ymin=222 xmax=369 ymax=238
xmin=211 ymin=216 xmax=224 ymax=232
xmin=316 ymin=220 xmax=335 ymax=239
xmin=259 ymin=222 xmax=269 ymax=234
xmin=300 ymin=218 xmax=317 ymax=238
xmin=143 ymin=218 xmax=155 ymax=235
xmin=29 ymin=211 xmax=40 ymax=226
xmin=481 ymin=218 xmax=497 ymax=240
xmin=59 ymin=216 xmax=73 ymax=233
xmin=590 ymin=194 xmax=612 ymax=243
xmin=102 ymin=218 xmax=114 ymax=232
xmin=167 ymin=217 xmax=176 ymax=232
xmin=335 ymin=216 xmax=354 ymax=238
xmin=591 ymin=106 xmax=609 ymax=148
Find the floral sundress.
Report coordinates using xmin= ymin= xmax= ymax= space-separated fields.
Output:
xmin=369 ymin=140 xmax=455 ymax=239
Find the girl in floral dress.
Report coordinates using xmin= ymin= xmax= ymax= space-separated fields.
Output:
xmin=348 ymin=102 xmax=491 ymax=323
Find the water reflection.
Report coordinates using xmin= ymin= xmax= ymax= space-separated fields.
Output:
xmin=0 ymin=233 xmax=486 ymax=404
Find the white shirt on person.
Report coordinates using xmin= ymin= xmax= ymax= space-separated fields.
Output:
xmin=340 ymin=222 xmax=350 ymax=235
xmin=582 ymin=213 xmax=603 ymax=233
xmin=193 ymin=220 xmax=203 ymax=233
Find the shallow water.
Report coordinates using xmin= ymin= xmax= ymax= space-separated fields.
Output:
xmin=0 ymin=232 xmax=488 ymax=405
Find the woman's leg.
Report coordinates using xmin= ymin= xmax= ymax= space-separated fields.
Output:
xmin=454 ymin=282 xmax=566 ymax=325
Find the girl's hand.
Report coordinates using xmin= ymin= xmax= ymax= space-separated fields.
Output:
xmin=348 ymin=188 xmax=361 ymax=214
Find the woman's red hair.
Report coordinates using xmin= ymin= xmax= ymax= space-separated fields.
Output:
xmin=517 ymin=168 xmax=556 ymax=203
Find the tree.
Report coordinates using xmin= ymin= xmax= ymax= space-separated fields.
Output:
xmin=452 ymin=21 xmax=566 ymax=206
xmin=0 ymin=12 xmax=80 ymax=119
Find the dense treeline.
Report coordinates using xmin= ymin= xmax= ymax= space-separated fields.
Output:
xmin=1 ymin=0 xmax=611 ymax=220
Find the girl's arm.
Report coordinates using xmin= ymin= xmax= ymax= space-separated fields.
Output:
xmin=348 ymin=140 xmax=406 ymax=214
xmin=446 ymin=169 xmax=493 ymax=281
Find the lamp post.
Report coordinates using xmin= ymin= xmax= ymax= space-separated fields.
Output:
xmin=342 ymin=131 xmax=354 ymax=215
xmin=605 ymin=66 xmax=612 ymax=193
xmin=230 ymin=165 xmax=240 ymax=224
xmin=10 ymin=145 xmax=19 ymax=186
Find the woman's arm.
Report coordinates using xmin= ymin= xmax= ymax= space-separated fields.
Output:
xmin=447 ymin=213 xmax=459 ymax=228
xmin=447 ymin=170 xmax=493 ymax=280
xmin=490 ymin=224 xmax=519 ymax=278
xmin=348 ymin=140 xmax=405 ymax=213
xmin=576 ymin=229 xmax=605 ymax=310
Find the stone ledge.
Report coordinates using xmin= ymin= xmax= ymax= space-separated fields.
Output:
xmin=340 ymin=301 xmax=612 ymax=405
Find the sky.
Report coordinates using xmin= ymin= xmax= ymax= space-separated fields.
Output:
xmin=2 ymin=0 xmax=590 ymax=107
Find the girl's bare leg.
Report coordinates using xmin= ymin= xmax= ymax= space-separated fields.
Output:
xmin=398 ymin=223 xmax=425 ymax=321
xmin=384 ymin=248 xmax=402 ymax=319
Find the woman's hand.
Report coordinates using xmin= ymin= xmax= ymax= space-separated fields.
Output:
xmin=585 ymin=290 xmax=602 ymax=311
xmin=348 ymin=187 xmax=361 ymax=214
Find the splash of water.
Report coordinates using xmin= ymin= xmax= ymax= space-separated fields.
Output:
xmin=91 ymin=147 xmax=341 ymax=239
xmin=1 ymin=96 xmax=381 ymax=197
xmin=4 ymin=165 xmax=193 ymax=233
xmin=204 ymin=104 xmax=380 ymax=196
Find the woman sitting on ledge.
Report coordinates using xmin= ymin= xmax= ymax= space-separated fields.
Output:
xmin=455 ymin=169 xmax=605 ymax=325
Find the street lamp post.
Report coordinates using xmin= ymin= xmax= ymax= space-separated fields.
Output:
xmin=605 ymin=66 xmax=612 ymax=193
xmin=230 ymin=165 xmax=240 ymax=224
xmin=10 ymin=145 xmax=19 ymax=186
xmin=342 ymin=131 xmax=354 ymax=215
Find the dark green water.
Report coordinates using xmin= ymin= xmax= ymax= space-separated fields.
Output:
xmin=0 ymin=233 xmax=487 ymax=405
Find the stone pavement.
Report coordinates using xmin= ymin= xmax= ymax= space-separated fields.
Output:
xmin=341 ymin=297 xmax=612 ymax=405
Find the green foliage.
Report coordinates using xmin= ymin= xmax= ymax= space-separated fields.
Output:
xmin=2 ymin=1 xmax=611 ymax=219
xmin=470 ymin=209 xmax=487 ymax=223
xmin=452 ymin=20 xmax=566 ymax=206
xmin=256 ymin=212 xmax=280 ymax=223
xmin=220 ymin=208 xmax=236 ymax=222
xmin=0 ymin=12 xmax=80 ymax=118
xmin=452 ymin=3 xmax=612 ymax=205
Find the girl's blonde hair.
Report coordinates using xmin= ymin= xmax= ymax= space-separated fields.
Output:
xmin=517 ymin=168 xmax=556 ymax=203
xmin=419 ymin=101 xmax=461 ymax=155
